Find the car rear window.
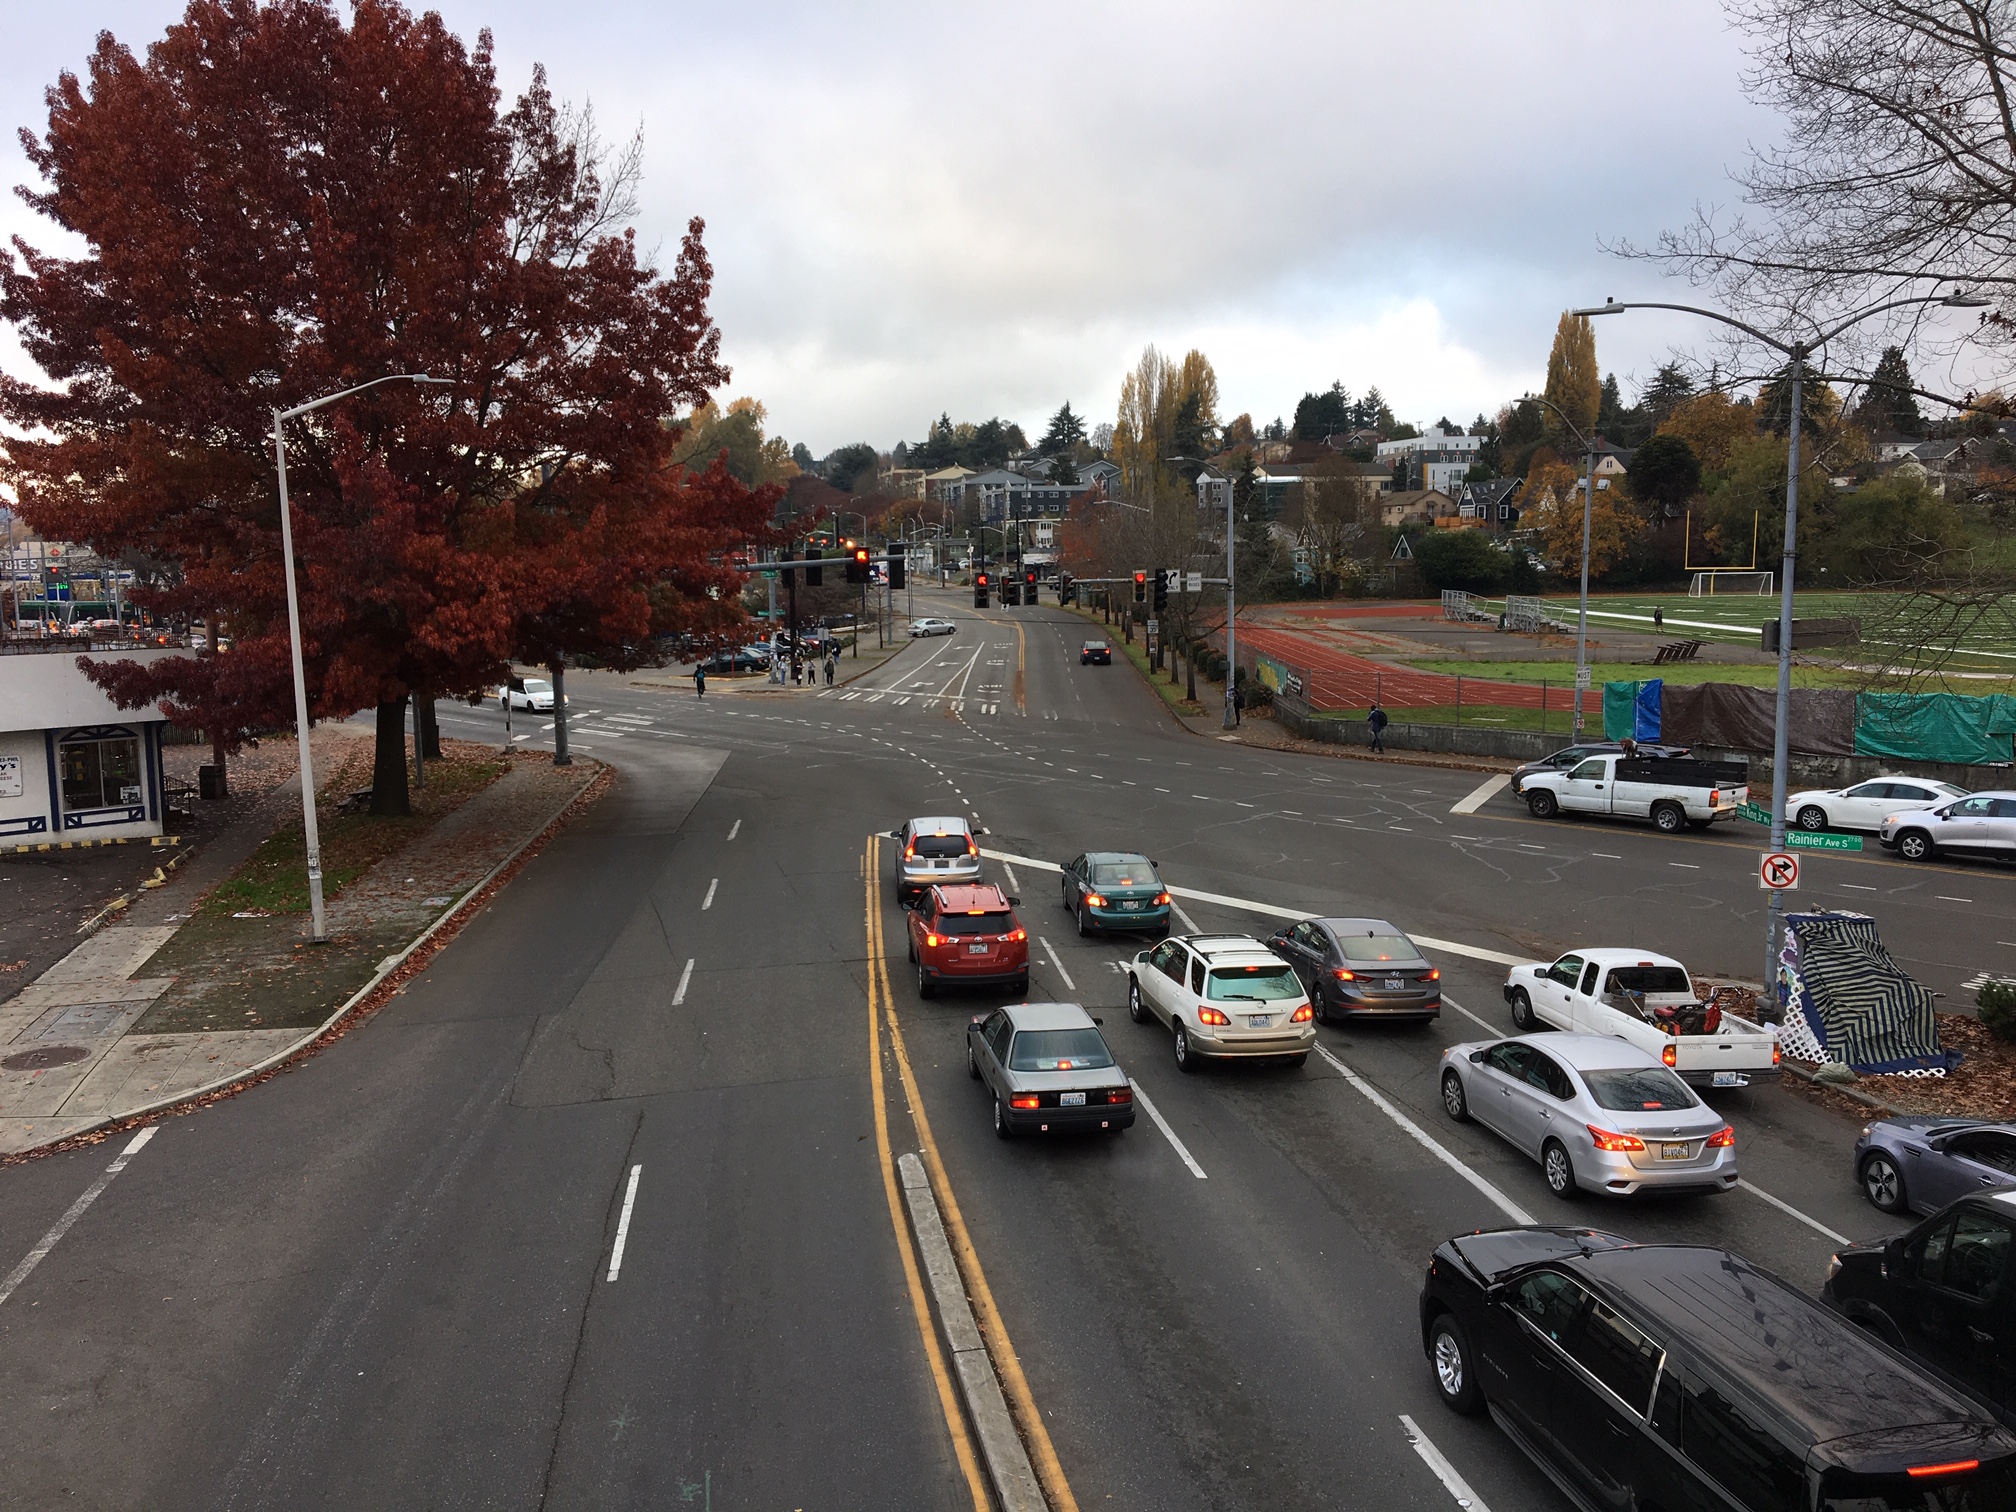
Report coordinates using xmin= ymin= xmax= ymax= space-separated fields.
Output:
xmin=910 ymin=834 xmax=971 ymax=858
xmin=1820 ymin=1460 xmax=2016 ymax=1510
xmin=1337 ymin=934 xmax=1417 ymax=962
xmin=1205 ymin=965 xmax=1302 ymax=1001
xmin=1605 ymin=966 xmax=1692 ymax=996
xmin=936 ymin=911 xmax=1013 ymax=936
xmin=524 ymin=679 xmax=552 ymax=694
xmin=1582 ymin=1068 xmax=1698 ymax=1112
xmin=1091 ymin=862 xmax=1154 ymax=888
xmin=1008 ymin=1029 xmax=1115 ymax=1071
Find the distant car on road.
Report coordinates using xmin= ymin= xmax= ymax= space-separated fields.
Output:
xmin=892 ymin=815 xmax=982 ymax=902
xmin=1789 ymin=775 xmax=1968 ymax=833
xmin=1853 ymin=1116 xmax=2016 ymax=1214
xmin=1080 ymin=640 xmax=1111 ymax=665
xmin=908 ymin=617 xmax=957 ymax=638
xmin=499 ymin=675 xmax=566 ymax=710
xmin=1058 ymin=852 xmax=1169 ymax=936
xmin=1439 ymin=1032 xmax=1738 ymax=1198
xmin=1126 ymin=934 xmax=1315 ymax=1071
xmin=967 ymin=1002 xmax=1134 ymax=1139
xmin=1263 ymin=917 xmax=1439 ymax=1023
xmin=908 ymin=882 xmax=1027 ymax=998
xmin=1880 ymin=791 xmax=2016 ymax=863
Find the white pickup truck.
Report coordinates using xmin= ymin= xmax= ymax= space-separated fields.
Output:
xmin=1502 ymin=948 xmax=1779 ymax=1088
xmin=1519 ymin=753 xmax=1748 ymax=834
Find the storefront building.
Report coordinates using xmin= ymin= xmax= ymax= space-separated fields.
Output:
xmin=0 ymin=649 xmax=181 ymax=846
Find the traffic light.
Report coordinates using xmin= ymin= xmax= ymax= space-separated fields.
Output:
xmin=1132 ymin=570 xmax=1147 ymax=604
xmin=973 ymin=571 xmax=990 ymax=608
xmin=1153 ymin=567 xmax=1168 ymax=613
xmin=1024 ymin=569 xmax=1037 ymax=589
xmin=887 ymin=547 xmax=905 ymax=590
xmin=846 ymin=544 xmax=871 ymax=585
xmin=805 ymin=547 xmax=822 ymax=587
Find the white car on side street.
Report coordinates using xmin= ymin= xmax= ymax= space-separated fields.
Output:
xmin=1126 ymin=934 xmax=1315 ymax=1072
xmin=1786 ymin=776 xmax=1967 ymax=833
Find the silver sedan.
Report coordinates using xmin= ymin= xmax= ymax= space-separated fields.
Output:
xmin=1438 ymin=1033 xmax=1738 ymax=1199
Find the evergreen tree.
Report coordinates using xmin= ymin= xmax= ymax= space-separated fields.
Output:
xmin=791 ymin=442 xmax=815 ymax=471
xmin=1639 ymin=362 xmax=1696 ymax=425
xmin=1038 ymin=402 xmax=1086 ymax=453
xmin=1263 ymin=417 xmax=1287 ymax=442
xmin=1850 ymin=347 xmax=1925 ymax=437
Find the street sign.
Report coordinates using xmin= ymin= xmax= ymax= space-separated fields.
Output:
xmin=1736 ymin=800 xmax=1772 ymax=825
xmin=1146 ymin=619 xmax=1159 ymax=635
xmin=1786 ymin=830 xmax=1862 ymax=852
xmin=1759 ymin=852 xmax=1801 ymax=890
xmin=1574 ymin=667 xmax=1592 ymax=689
xmin=1186 ymin=571 xmax=1203 ymax=592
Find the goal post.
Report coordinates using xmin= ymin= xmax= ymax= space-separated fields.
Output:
xmin=1687 ymin=570 xmax=1774 ymax=597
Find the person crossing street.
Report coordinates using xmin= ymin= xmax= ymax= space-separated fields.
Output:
xmin=1368 ymin=701 xmax=1388 ymax=753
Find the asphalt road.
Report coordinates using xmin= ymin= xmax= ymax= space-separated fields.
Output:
xmin=1 ymin=583 xmax=2009 ymax=1510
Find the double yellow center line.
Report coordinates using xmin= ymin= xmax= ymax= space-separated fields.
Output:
xmin=863 ymin=835 xmax=1078 ymax=1512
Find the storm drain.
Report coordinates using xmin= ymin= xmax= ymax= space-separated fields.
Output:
xmin=3 ymin=1045 xmax=92 ymax=1072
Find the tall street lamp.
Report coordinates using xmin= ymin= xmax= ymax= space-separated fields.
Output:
xmin=1573 ymin=288 xmax=1988 ymax=1000
xmin=272 ymin=372 xmax=451 ymax=942
xmin=1520 ymin=394 xmax=1602 ymax=735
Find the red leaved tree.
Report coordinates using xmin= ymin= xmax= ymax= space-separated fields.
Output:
xmin=2 ymin=0 xmax=774 ymax=811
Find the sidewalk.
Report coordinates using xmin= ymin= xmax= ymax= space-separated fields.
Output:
xmin=0 ymin=746 xmax=603 ymax=1157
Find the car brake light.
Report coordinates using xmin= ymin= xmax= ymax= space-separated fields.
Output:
xmin=1084 ymin=893 xmax=1106 ymax=908
xmin=1771 ymin=1041 xmax=1781 ymax=1066
xmin=1007 ymin=929 xmax=1026 ymax=942
xmin=1706 ymin=1126 xmax=1735 ymax=1148
xmin=925 ymin=934 xmax=942 ymax=948
xmin=1010 ymin=1095 xmax=1040 ymax=1110
xmin=1197 ymin=1006 xmax=1231 ymax=1026
xmin=1909 ymin=1461 xmax=1980 ymax=1480
xmin=1291 ymin=1003 xmax=1313 ymax=1022
xmin=905 ymin=845 xmax=915 ymax=859
xmin=1424 ymin=969 xmax=1440 ymax=982
xmin=1662 ymin=1043 xmax=1677 ymax=1067
xmin=1332 ymin=968 xmax=1356 ymax=981
xmin=1154 ymin=892 xmax=1171 ymax=905
xmin=1708 ymin=789 xmax=1720 ymax=806
xmin=1587 ymin=1124 xmax=1647 ymax=1152
xmin=966 ymin=840 xmax=977 ymax=856
xmin=1108 ymin=1086 xmax=1133 ymax=1104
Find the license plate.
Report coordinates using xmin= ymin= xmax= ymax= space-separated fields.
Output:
xmin=1660 ymin=1143 xmax=1691 ymax=1161
xmin=1712 ymin=1071 xmax=1744 ymax=1088
xmin=1248 ymin=1015 xmax=1273 ymax=1028
xmin=967 ymin=943 xmax=989 ymax=955
xmin=1060 ymin=1092 xmax=1086 ymax=1106
xmin=1384 ymin=979 xmax=1406 ymax=990
xmin=1121 ymin=900 xmax=1143 ymax=911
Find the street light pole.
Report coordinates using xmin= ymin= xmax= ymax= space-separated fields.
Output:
xmin=1522 ymin=394 xmax=1598 ymax=734
xmin=271 ymin=372 xmax=451 ymax=942
xmin=1574 ymin=287 xmax=1986 ymax=1004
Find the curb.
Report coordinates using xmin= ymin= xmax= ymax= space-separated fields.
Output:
xmin=4 ymin=762 xmax=608 ymax=1162
xmin=898 ymin=1151 xmax=1047 ymax=1512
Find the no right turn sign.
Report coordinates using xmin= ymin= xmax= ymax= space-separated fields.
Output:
xmin=1759 ymin=852 xmax=1801 ymax=890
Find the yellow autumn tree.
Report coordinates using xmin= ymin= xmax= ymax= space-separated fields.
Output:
xmin=670 ymin=397 xmax=800 ymax=485
xmin=1519 ymin=447 xmax=1639 ymax=578
xmin=1542 ymin=312 xmax=1600 ymax=448
xmin=1656 ymin=392 xmax=1758 ymax=472
xmin=1113 ymin=345 xmax=1219 ymax=500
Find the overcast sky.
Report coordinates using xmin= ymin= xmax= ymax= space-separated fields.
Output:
xmin=6 ymin=1 xmax=1797 ymax=455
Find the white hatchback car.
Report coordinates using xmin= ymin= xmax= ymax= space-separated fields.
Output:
xmin=908 ymin=617 xmax=957 ymax=638
xmin=1787 ymin=776 xmax=1967 ymax=833
xmin=1126 ymin=934 xmax=1315 ymax=1071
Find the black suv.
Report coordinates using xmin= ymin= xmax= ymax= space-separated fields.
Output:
xmin=1826 ymin=1191 xmax=2016 ymax=1425
xmin=1421 ymin=1226 xmax=2016 ymax=1511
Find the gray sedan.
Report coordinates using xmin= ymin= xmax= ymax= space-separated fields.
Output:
xmin=968 ymin=1002 xmax=1135 ymax=1139
xmin=1439 ymin=1033 xmax=1738 ymax=1199
xmin=1264 ymin=916 xmax=1439 ymax=1023
xmin=1853 ymin=1117 xmax=2016 ymax=1214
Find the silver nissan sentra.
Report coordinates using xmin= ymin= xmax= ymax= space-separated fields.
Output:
xmin=1438 ymin=1032 xmax=1738 ymax=1200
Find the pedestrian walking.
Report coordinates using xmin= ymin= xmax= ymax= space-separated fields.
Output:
xmin=824 ymin=652 xmax=836 ymax=686
xmin=1368 ymin=701 xmax=1388 ymax=753
xmin=1232 ymin=683 xmax=1245 ymax=727
xmin=791 ymin=655 xmax=802 ymax=686
xmin=1653 ymin=607 xmax=1664 ymax=631
xmin=693 ymin=663 xmax=707 ymax=698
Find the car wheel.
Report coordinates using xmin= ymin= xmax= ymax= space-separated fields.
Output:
xmin=1428 ymin=1314 xmax=1484 ymax=1416
xmin=917 ymin=960 xmax=935 ymax=999
xmin=968 ymin=1042 xmax=981 ymax=1080
xmin=1651 ymin=801 xmax=1686 ymax=834
xmin=1509 ymin=987 xmax=1536 ymax=1031
xmin=993 ymin=1096 xmax=1015 ymax=1140
xmin=1897 ymin=829 xmax=1935 ymax=862
xmin=1441 ymin=1070 xmax=1470 ymax=1122
xmin=1174 ymin=1022 xmax=1197 ymax=1073
xmin=1128 ymin=979 xmax=1148 ymax=1023
xmin=1542 ymin=1139 xmax=1579 ymax=1199
xmin=1526 ymin=790 xmax=1559 ymax=819
xmin=1797 ymin=805 xmax=1829 ymax=832
xmin=1861 ymin=1152 xmax=1908 ymax=1213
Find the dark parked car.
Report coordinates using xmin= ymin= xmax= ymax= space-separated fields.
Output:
xmin=967 ymin=1002 xmax=1134 ymax=1139
xmin=701 ymin=647 xmax=770 ymax=676
xmin=1421 ymin=1226 xmax=2016 ymax=1511
xmin=1059 ymin=852 xmax=1171 ymax=936
xmin=1856 ymin=1118 xmax=2016 ymax=1215
xmin=1264 ymin=916 xmax=1439 ymax=1023
xmin=1826 ymin=1190 xmax=2016 ymax=1424
xmin=1510 ymin=741 xmax=1688 ymax=794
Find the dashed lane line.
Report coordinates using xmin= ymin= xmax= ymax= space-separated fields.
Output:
xmin=1129 ymin=1081 xmax=1207 ymax=1179
xmin=606 ymin=1165 xmax=642 ymax=1282
xmin=1037 ymin=937 xmax=1076 ymax=992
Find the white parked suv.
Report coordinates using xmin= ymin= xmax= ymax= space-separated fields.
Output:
xmin=1126 ymin=934 xmax=1315 ymax=1071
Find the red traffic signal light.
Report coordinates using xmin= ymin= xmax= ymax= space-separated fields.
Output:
xmin=852 ymin=546 xmax=870 ymax=567
xmin=975 ymin=572 xmax=989 ymax=587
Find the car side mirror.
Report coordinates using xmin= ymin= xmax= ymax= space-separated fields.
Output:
xmin=1885 ymin=1237 xmax=1911 ymax=1277
xmin=1135 ymin=950 xmax=1152 ymax=964
xmin=1469 ymin=1051 xmax=1486 ymax=1064
xmin=887 ymin=829 xmax=902 ymax=839
xmin=1008 ymin=896 xmax=1021 ymax=906
xmin=1090 ymin=1016 xmax=1103 ymax=1025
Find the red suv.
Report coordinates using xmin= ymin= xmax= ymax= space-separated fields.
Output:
xmin=908 ymin=884 xmax=1029 ymax=998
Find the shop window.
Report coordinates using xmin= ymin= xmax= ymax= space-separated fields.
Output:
xmin=60 ymin=731 xmax=143 ymax=811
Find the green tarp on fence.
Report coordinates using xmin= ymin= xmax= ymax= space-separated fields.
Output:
xmin=1853 ymin=692 xmax=2016 ymax=766
xmin=1603 ymin=681 xmax=1641 ymax=741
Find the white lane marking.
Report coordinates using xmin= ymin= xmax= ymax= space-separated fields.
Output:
xmin=1443 ymin=994 xmax=1501 ymax=1037
xmin=702 ymin=878 xmax=718 ymax=910
xmin=727 ymin=819 xmax=741 ymax=841
xmin=672 ymin=958 xmax=694 ymax=1005
xmin=1591 ymin=852 xmax=1621 ymax=859
xmin=1939 ymin=896 xmax=1973 ymax=904
xmin=1171 ymin=901 xmax=1201 ymax=932
xmin=1670 ymin=862 xmax=1700 ymax=870
xmin=0 ymin=1127 xmax=156 ymax=1310
xmin=978 ymin=847 xmax=1529 ymax=967
xmin=606 ymin=1165 xmax=643 ymax=1282
xmin=1450 ymin=774 xmax=1510 ymax=815
xmin=1313 ymin=1044 xmax=1535 ymax=1225
xmin=1841 ymin=883 xmax=1878 ymax=891
xmin=1736 ymin=1178 xmax=1849 ymax=1244
xmin=1400 ymin=1414 xmax=1496 ymax=1512
xmin=1037 ymin=937 xmax=1076 ymax=991
xmin=1002 ymin=862 xmax=1022 ymax=893
xmin=1130 ymin=1081 xmax=1207 ymax=1179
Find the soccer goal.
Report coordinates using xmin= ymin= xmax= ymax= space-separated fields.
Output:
xmin=1688 ymin=570 xmax=1774 ymax=597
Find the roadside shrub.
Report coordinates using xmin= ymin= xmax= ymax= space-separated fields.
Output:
xmin=1980 ymin=981 xmax=2016 ymax=1043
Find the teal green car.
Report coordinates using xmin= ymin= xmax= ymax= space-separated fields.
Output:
xmin=1059 ymin=852 xmax=1172 ymax=937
